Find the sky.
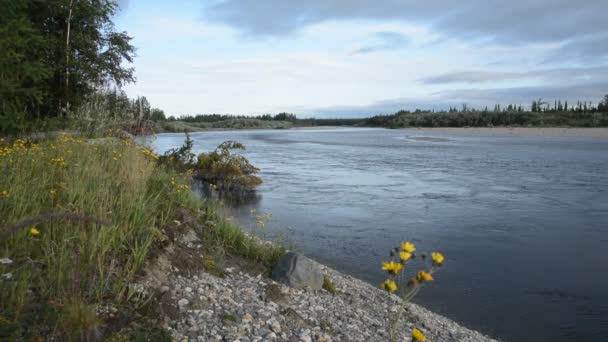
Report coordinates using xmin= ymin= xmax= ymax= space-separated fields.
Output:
xmin=114 ymin=0 xmax=608 ymax=118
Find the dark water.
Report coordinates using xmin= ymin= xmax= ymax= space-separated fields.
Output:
xmin=151 ymin=128 xmax=608 ymax=342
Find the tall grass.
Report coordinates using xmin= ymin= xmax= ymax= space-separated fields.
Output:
xmin=0 ymin=133 xmax=286 ymax=339
xmin=199 ymin=202 xmax=286 ymax=268
xmin=0 ymin=134 xmax=197 ymax=338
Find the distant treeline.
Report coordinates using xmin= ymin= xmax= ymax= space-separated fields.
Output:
xmin=171 ymin=112 xmax=360 ymax=127
xmin=362 ymin=96 xmax=608 ymax=128
xmin=174 ymin=96 xmax=608 ymax=129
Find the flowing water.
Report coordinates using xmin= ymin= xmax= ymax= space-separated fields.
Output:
xmin=152 ymin=128 xmax=608 ymax=342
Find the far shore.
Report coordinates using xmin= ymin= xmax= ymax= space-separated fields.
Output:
xmin=404 ymin=126 xmax=608 ymax=138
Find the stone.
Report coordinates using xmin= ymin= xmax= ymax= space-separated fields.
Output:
xmin=178 ymin=298 xmax=189 ymax=307
xmin=271 ymin=252 xmax=323 ymax=290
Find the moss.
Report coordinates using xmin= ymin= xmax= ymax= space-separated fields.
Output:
xmin=221 ymin=313 xmax=237 ymax=322
xmin=107 ymin=319 xmax=171 ymax=342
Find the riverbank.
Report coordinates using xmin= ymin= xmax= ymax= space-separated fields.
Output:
xmin=142 ymin=227 xmax=497 ymax=342
xmin=404 ymin=127 xmax=608 ymax=138
xmin=0 ymin=133 xmax=497 ymax=341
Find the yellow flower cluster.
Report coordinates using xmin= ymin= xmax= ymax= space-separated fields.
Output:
xmin=412 ymin=328 xmax=426 ymax=341
xmin=431 ymin=252 xmax=444 ymax=265
xmin=250 ymin=209 xmax=271 ymax=228
xmin=141 ymin=147 xmax=159 ymax=160
xmin=175 ymin=184 xmax=190 ymax=193
xmin=50 ymin=157 xmax=66 ymax=166
xmin=382 ymin=261 xmax=403 ymax=276
xmin=59 ymin=133 xmax=84 ymax=144
xmin=30 ymin=227 xmax=40 ymax=236
xmin=416 ymin=271 xmax=433 ymax=282
xmin=0 ymin=190 xmax=9 ymax=198
xmin=381 ymin=279 xmax=397 ymax=292
xmin=379 ymin=240 xmax=445 ymax=341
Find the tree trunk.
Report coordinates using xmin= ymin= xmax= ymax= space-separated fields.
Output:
xmin=64 ymin=0 xmax=74 ymax=117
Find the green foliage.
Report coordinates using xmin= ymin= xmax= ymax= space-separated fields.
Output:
xmin=0 ymin=135 xmax=196 ymax=336
xmin=160 ymin=132 xmax=196 ymax=169
xmin=71 ymin=90 xmax=165 ymax=137
xmin=0 ymin=0 xmax=139 ymax=134
xmin=364 ymin=108 xmax=608 ymax=128
xmin=200 ymin=202 xmax=286 ymax=268
xmin=159 ymin=118 xmax=293 ymax=132
xmin=322 ymin=275 xmax=336 ymax=294
xmin=195 ymin=141 xmax=262 ymax=191
xmin=0 ymin=0 xmax=50 ymax=131
xmin=60 ymin=298 xmax=101 ymax=341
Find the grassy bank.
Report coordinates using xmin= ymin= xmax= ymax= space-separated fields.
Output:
xmin=158 ymin=119 xmax=293 ymax=132
xmin=0 ymin=134 xmax=284 ymax=340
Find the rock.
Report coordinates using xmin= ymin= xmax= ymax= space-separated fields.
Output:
xmin=271 ymin=252 xmax=323 ymax=290
xmin=270 ymin=321 xmax=281 ymax=333
xmin=242 ymin=313 xmax=253 ymax=323
xmin=178 ymin=298 xmax=189 ymax=307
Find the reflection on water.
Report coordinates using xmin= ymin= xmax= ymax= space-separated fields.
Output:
xmin=152 ymin=128 xmax=608 ymax=342
xmin=191 ymin=180 xmax=262 ymax=207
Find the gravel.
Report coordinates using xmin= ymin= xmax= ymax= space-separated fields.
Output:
xmin=159 ymin=260 xmax=497 ymax=341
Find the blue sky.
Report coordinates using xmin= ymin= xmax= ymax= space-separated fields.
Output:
xmin=114 ymin=0 xmax=608 ymax=117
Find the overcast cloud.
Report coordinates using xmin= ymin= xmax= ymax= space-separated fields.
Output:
xmin=114 ymin=1 xmax=608 ymax=117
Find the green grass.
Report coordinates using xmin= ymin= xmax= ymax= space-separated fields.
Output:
xmin=0 ymin=133 xmax=285 ymax=339
xmin=0 ymin=135 xmax=195 ymax=338
xmin=199 ymin=202 xmax=286 ymax=268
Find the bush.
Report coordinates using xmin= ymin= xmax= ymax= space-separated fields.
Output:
xmin=194 ymin=141 xmax=262 ymax=191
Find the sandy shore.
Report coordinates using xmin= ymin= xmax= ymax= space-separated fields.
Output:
xmin=404 ymin=127 xmax=608 ymax=138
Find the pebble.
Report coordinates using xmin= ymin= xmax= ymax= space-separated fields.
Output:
xmin=146 ymin=251 xmax=497 ymax=342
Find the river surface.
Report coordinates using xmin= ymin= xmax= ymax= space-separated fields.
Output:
xmin=151 ymin=128 xmax=608 ymax=342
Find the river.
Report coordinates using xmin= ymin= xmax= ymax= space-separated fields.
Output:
xmin=151 ymin=127 xmax=608 ymax=342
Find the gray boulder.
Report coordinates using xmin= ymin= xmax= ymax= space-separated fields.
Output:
xmin=271 ymin=252 xmax=323 ymax=290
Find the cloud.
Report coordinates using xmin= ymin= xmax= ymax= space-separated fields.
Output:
xmin=419 ymin=66 xmax=608 ymax=85
xmin=203 ymin=0 xmax=606 ymax=42
xmin=306 ymin=81 xmax=608 ymax=117
xmin=203 ymin=0 xmax=608 ymax=62
xmin=544 ymin=34 xmax=608 ymax=64
xmin=352 ymin=31 xmax=409 ymax=54
xmin=435 ymin=82 xmax=608 ymax=107
xmin=420 ymin=71 xmax=523 ymax=84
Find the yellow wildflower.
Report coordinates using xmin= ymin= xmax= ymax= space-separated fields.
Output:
xmin=399 ymin=251 xmax=411 ymax=262
xmin=0 ymin=190 xmax=8 ymax=198
xmin=382 ymin=261 xmax=403 ymax=275
xmin=412 ymin=328 xmax=426 ymax=341
xmin=249 ymin=209 xmax=256 ymax=214
xmin=255 ymin=214 xmax=262 ymax=220
xmin=416 ymin=271 xmax=433 ymax=282
xmin=30 ymin=227 xmax=40 ymax=236
xmin=431 ymin=252 xmax=444 ymax=265
xmin=381 ymin=279 xmax=397 ymax=293
xmin=401 ymin=241 xmax=416 ymax=253
xmin=257 ymin=220 xmax=265 ymax=228
xmin=264 ymin=212 xmax=271 ymax=220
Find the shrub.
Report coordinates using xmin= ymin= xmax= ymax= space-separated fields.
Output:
xmin=194 ymin=141 xmax=262 ymax=191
